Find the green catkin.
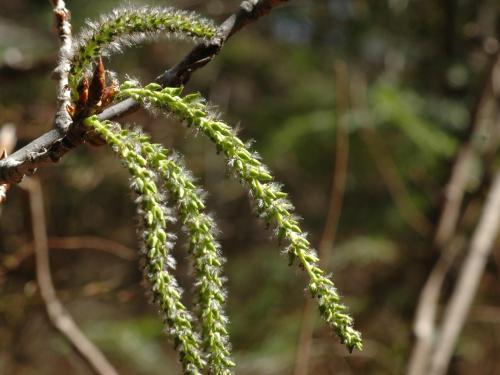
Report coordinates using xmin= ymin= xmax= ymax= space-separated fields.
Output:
xmin=68 ymin=7 xmax=217 ymax=95
xmin=118 ymin=82 xmax=363 ymax=352
xmin=122 ymin=131 xmax=235 ymax=374
xmin=83 ymin=116 xmax=206 ymax=374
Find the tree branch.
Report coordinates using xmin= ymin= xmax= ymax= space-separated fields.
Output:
xmin=0 ymin=0 xmax=289 ymax=185
xmin=407 ymin=49 xmax=500 ymax=375
xmin=434 ymin=52 xmax=500 ymax=249
xmin=51 ymin=0 xmax=74 ymax=132
xmin=428 ymin=170 xmax=500 ymax=375
xmin=406 ymin=236 xmax=464 ymax=375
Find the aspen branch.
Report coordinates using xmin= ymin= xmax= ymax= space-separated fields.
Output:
xmin=428 ymin=170 xmax=500 ymax=375
xmin=434 ymin=52 xmax=500 ymax=249
xmin=406 ymin=237 xmax=464 ymax=375
xmin=51 ymin=0 xmax=74 ymax=132
xmin=0 ymin=0 xmax=289 ymax=185
xmin=407 ymin=49 xmax=500 ymax=375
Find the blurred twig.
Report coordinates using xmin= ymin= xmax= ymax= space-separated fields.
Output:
xmin=320 ymin=60 xmax=350 ymax=263
xmin=293 ymin=60 xmax=350 ymax=375
xmin=21 ymin=177 xmax=119 ymax=375
xmin=0 ymin=54 xmax=55 ymax=83
xmin=360 ymin=127 xmax=433 ymax=237
xmin=0 ymin=124 xmax=17 ymax=206
xmin=407 ymin=50 xmax=500 ymax=375
xmin=2 ymin=235 xmax=135 ymax=271
xmin=469 ymin=305 xmax=500 ymax=324
xmin=0 ymin=124 xmax=17 ymax=155
xmin=434 ymin=52 xmax=500 ymax=249
xmin=350 ymin=71 xmax=432 ymax=237
xmin=428 ymin=170 xmax=500 ymax=375
xmin=406 ymin=237 xmax=464 ymax=375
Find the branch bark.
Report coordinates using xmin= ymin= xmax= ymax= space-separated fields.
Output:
xmin=51 ymin=0 xmax=73 ymax=132
xmin=0 ymin=0 xmax=289 ymax=185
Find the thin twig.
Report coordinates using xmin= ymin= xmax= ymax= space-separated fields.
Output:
xmin=3 ymin=235 xmax=135 ymax=271
xmin=0 ymin=0 xmax=289 ymax=185
xmin=349 ymin=70 xmax=432 ymax=237
xmin=51 ymin=0 xmax=73 ymax=132
xmin=406 ymin=237 xmax=464 ymax=375
xmin=21 ymin=177 xmax=119 ymax=375
xmin=293 ymin=60 xmax=350 ymax=375
xmin=469 ymin=305 xmax=500 ymax=324
xmin=320 ymin=60 xmax=350 ymax=262
xmin=428 ymin=170 xmax=500 ymax=375
xmin=0 ymin=124 xmax=17 ymax=205
xmin=434 ymin=52 xmax=500 ymax=249
xmin=361 ymin=127 xmax=433 ymax=237
xmin=157 ymin=0 xmax=289 ymax=87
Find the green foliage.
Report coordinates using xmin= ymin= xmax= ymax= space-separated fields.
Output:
xmin=330 ymin=236 xmax=398 ymax=269
xmin=369 ymin=81 xmax=458 ymax=158
xmin=264 ymin=109 xmax=335 ymax=159
xmin=117 ymin=81 xmax=363 ymax=352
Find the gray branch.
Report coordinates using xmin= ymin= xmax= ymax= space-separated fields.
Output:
xmin=51 ymin=0 xmax=73 ymax=132
xmin=0 ymin=0 xmax=289 ymax=185
xmin=428 ymin=170 xmax=500 ymax=375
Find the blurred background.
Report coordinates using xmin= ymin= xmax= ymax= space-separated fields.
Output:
xmin=0 ymin=0 xmax=499 ymax=374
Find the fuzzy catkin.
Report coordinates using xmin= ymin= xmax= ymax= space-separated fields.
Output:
xmin=118 ymin=82 xmax=363 ymax=352
xmin=83 ymin=116 xmax=206 ymax=374
xmin=122 ymin=130 xmax=235 ymax=374
xmin=68 ymin=7 xmax=217 ymax=95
